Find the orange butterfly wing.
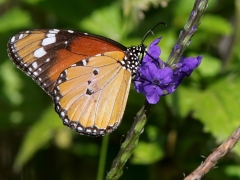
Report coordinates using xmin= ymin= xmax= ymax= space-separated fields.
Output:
xmin=7 ymin=29 xmax=125 ymax=95
xmin=54 ymin=51 xmax=131 ymax=136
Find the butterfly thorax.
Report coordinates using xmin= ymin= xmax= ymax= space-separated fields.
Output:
xmin=121 ymin=44 xmax=146 ymax=75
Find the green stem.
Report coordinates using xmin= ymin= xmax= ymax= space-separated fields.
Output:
xmin=166 ymin=0 xmax=209 ymax=67
xmin=106 ymin=101 xmax=154 ymax=180
xmin=97 ymin=135 xmax=109 ymax=180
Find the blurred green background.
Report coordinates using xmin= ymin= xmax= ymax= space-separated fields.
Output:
xmin=1 ymin=0 xmax=240 ymax=179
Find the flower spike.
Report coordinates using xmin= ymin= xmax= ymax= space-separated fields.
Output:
xmin=134 ymin=37 xmax=202 ymax=104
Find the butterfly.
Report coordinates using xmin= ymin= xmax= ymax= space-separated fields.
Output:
xmin=7 ymin=29 xmax=146 ymax=136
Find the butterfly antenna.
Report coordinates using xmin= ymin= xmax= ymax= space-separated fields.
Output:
xmin=141 ymin=22 xmax=167 ymax=44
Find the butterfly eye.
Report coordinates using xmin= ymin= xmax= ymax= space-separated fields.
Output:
xmin=7 ymin=29 xmax=144 ymax=136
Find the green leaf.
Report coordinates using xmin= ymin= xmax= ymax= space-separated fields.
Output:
xmin=194 ymin=77 xmax=240 ymax=136
xmin=0 ymin=0 xmax=7 ymax=5
xmin=174 ymin=0 xmax=196 ymax=16
xmin=225 ymin=165 xmax=240 ymax=178
xmin=0 ymin=60 xmax=23 ymax=106
xmin=22 ymin=0 xmax=41 ymax=4
xmin=175 ymin=74 xmax=240 ymax=154
xmin=169 ymin=86 xmax=200 ymax=118
xmin=172 ymin=68 xmax=240 ymax=153
xmin=122 ymin=0 xmax=165 ymax=33
xmin=200 ymin=15 xmax=233 ymax=35
xmin=146 ymin=125 xmax=160 ymax=141
xmin=195 ymin=53 xmax=221 ymax=77
xmin=0 ymin=7 xmax=32 ymax=32
xmin=193 ymin=76 xmax=240 ymax=153
xmin=79 ymin=2 xmax=124 ymax=40
xmin=131 ymin=141 xmax=163 ymax=164
xmin=13 ymin=107 xmax=63 ymax=172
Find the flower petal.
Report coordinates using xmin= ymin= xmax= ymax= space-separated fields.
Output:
xmin=177 ymin=56 xmax=202 ymax=76
xmin=141 ymin=62 xmax=158 ymax=80
xmin=143 ymin=84 xmax=154 ymax=94
xmin=155 ymin=67 xmax=173 ymax=84
xmin=146 ymin=90 xmax=161 ymax=104
xmin=142 ymin=37 xmax=162 ymax=63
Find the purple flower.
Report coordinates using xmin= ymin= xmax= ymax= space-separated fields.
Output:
xmin=175 ymin=56 xmax=202 ymax=76
xmin=168 ymin=55 xmax=202 ymax=92
xmin=134 ymin=37 xmax=202 ymax=104
xmin=135 ymin=63 xmax=173 ymax=104
xmin=142 ymin=37 xmax=165 ymax=68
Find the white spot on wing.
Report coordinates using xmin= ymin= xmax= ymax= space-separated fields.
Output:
xmin=49 ymin=29 xmax=60 ymax=34
xmin=11 ymin=36 xmax=15 ymax=43
xmin=32 ymin=62 xmax=38 ymax=69
xmin=42 ymin=37 xmax=56 ymax=46
xmin=68 ymin=30 xmax=74 ymax=33
xmin=61 ymin=111 xmax=65 ymax=117
xmin=47 ymin=33 xmax=55 ymax=38
xmin=19 ymin=34 xmax=24 ymax=39
xmin=34 ymin=47 xmax=47 ymax=58
xmin=82 ymin=60 xmax=87 ymax=66
xmin=77 ymin=126 xmax=83 ymax=131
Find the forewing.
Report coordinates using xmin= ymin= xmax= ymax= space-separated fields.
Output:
xmin=7 ymin=29 xmax=126 ymax=95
